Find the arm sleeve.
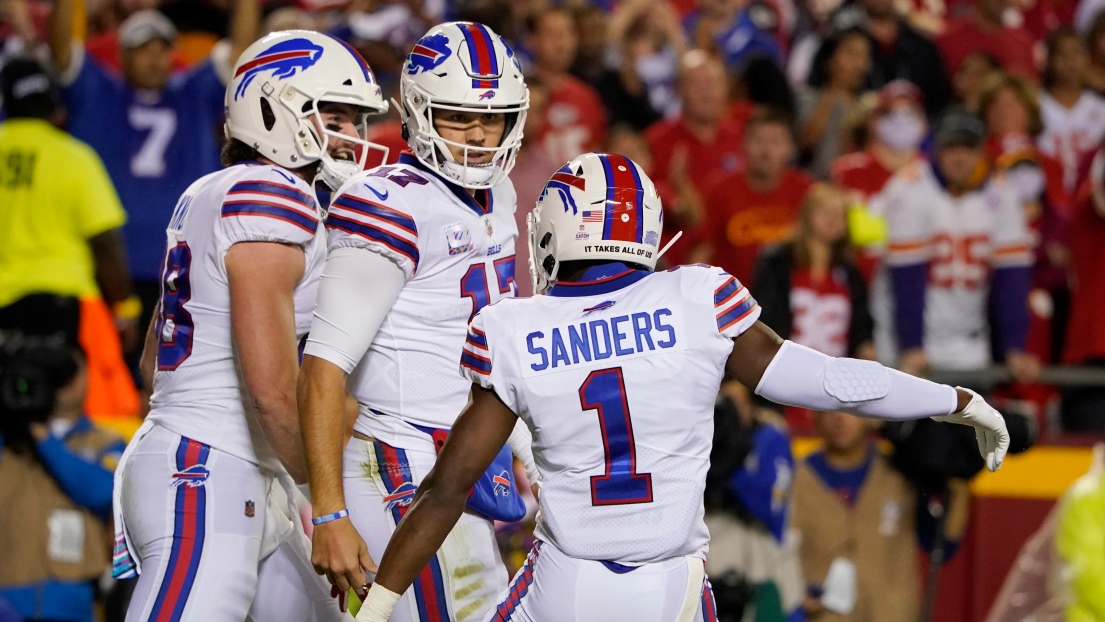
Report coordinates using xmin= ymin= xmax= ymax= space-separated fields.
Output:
xmin=707 ymin=266 xmax=762 ymax=339
xmin=36 ymin=436 xmax=115 ymax=517
xmin=220 ymin=168 xmax=322 ymax=246
xmin=325 ymin=181 xmax=420 ymax=279
xmin=74 ymin=144 xmax=127 ymax=238
xmin=460 ymin=311 xmax=494 ymax=388
xmin=302 ymin=246 xmax=406 ymax=374
xmin=754 ymin=340 xmax=958 ymax=420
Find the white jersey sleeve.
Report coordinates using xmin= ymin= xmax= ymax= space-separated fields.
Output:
xmin=324 ymin=178 xmax=419 ymax=279
xmin=703 ymin=266 xmax=761 ymax=339
xmin=459 ymin=308 xmax=523 ymax=413
xmin=986 ymin=180 xmax=1033 ymax=268
xmin=219 ymin=167 xmax=321 ymax=247
xmin=880 ymin=164 xmax=933 ymax=266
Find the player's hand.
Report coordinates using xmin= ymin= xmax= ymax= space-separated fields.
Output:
xmin=311 ymin=517 xmax=376 ymax=593
xmin=932 ymin=387 xmax=1010 ymax=472
xmin=1006 ymin=350 xmax=1041 ymax=384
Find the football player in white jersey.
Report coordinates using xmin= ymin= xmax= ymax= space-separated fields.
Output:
xmin=113 ymin=31 xmax=388 ymax=622
xmin=352 ymin=152 xmax=1012 ymax=622
xmin=298 ymin=21 xmax=532 ymax=622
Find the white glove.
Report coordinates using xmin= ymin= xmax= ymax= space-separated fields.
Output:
xmin=931 ymin=387 xmax=1010 ymax=472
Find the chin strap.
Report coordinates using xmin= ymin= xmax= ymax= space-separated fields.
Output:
xmin=656 ymin=230 xmax=683 ymax=262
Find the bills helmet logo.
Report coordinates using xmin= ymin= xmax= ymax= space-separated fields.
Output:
xmin=234 ymin=38 xmax=324 ymax=100
xmin=583 ymin=300 xmax=616 ymax=316
xmin=171 ymin=464 xmax=210 ymax=488
xmin=541 ymin=163 xmax=586 ymax=215
xmin=407 ymin=33 xmax=452 ymax=75
xmin=383 ymin=482 xmax=417 ymax=512
xmin=492 ymin=472 xmax=512 ymax=497
xmin=479 ymin=89 xmax=496 ymax=101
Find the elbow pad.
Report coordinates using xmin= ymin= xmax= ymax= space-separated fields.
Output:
xmin=755 ymin=341 xmax=957 ymax=420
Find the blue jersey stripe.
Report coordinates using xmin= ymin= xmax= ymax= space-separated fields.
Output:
xmin=330 ymin=195 xmax=417 ymax=235
xmin=326 ymin=214 xmax=420 ymax=266
xmin=460 ymin=350 xmax=492 ymax=374
xmin=466 ymin=329 xmax=488 ymax=348
xmin=713 ymin=278 xmax=739 ymax=307
xmin=222 ymin=201 xmax=318 ymax=233
xmin=228 ymin=180 xmax=315 ymax=207
xmin=717 ymin=298 xmax=758 ymax=332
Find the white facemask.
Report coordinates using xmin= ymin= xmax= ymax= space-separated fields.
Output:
xmin=876 ymin=111 xmax=925 ymax=153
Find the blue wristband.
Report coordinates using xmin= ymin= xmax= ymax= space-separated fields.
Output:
xmin=311 ymin=509 xmax=349 ymax=525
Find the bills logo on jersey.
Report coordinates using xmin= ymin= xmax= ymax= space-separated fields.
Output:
xmin=583 ymin=300 xmax=616 ymax=316
xmin=541 ymin=164 xmax=586 ymax=215
xmin=383 ymin=482 xmax=417 ymax=512
xmin=492 ymin=472 xmax=512 ymax=496
xmin=234 ymin=38 xmax=324 ymax=100
xmin=171 ymin=464 xmax=210 ymax=488
xmin=407 ymin=33 xmax=452 ymax=75
xmin=479 ymin=89 xmax=496 ymax=100
xmin=445 ymin=222 xmax=474 ymax=255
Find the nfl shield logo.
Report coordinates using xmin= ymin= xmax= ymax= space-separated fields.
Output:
xmin=445 ymin=223 xmax=474 ymax=256
xmin=244 ymin=500 xmax=255 ymax=518
xmin=484 ymin=216 xmax=494 ymax=236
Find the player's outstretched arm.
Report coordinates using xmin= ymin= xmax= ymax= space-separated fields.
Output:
xmin=355 ymin=386 xmax=518 ymax=622
xmin=226 ymin=241 xmax=309 ymax=482
xmin=727 ymin=322 xmax=1009 ymax=471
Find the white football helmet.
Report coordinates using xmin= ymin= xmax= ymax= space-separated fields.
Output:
xmin=528 ymin=153 xmax=665 ymax=294
xmin=225 ymin=30 xmax=389 ymax=189
xmin=398 ymin=21 xmax=528 ymax=189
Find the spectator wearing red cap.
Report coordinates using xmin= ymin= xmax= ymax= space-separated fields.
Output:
xmin=691 ymin=106 xmax=814 ymax=286
xmin=1038 ymin=27 xmax=1105 ymax=193
xmin=645 ymin=50 xmax=744 ymax=266
xmin=528 ymin=6 xmax=606 ymax=165
xmin=936 ymin=0 xmax=1036 ymax=80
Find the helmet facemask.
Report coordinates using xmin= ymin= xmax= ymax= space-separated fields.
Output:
xmin=290 ymin=88 xmax=389 ymax=191
xmin=398 ymin=80 xmax=528 ymax=190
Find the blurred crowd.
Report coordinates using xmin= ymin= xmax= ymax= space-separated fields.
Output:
xmin=2 ymin=0 xmax=1105 ymax=620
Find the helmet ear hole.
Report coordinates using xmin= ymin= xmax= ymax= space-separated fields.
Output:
xmin=542 ymin=255 xmax=557 ymax=277
xmin=539 ymin=232 xmax=552 ymax=249
xmin=260 ymin=98 xmax=276 ymax=131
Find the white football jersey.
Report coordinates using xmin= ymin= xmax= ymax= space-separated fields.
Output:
xmin=324 ymin=153 xmax=518 ymax=447
xmin=146 ymin=163 xmax=325 ymax=468
xmin=874 ymin=161 xmax=1032 ymax=369
xmin=1038 ymin=91 xmax=1105 ymax=191
xmin=460 ymin=263 xmax=761 ymax=563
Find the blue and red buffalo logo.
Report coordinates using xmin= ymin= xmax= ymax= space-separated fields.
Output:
xmin=541 ymin=163 xmax=587 ymax=215
xmin=479 ymin=89 xmax=496 ymax=101
xmin=171 ymin=464 xmax=210 ymax=488
xmin=234 ymin=38 xmax=324 ymax=101
xmin=583 ymin=300 xmax=616 ymax=316
xmin=493 ymin=472 xmax=512 ymax=497
xmin=407 ymin=33 xmax=452 ymax=75
xmin=383 ymin=482 xmax=417 ymax=513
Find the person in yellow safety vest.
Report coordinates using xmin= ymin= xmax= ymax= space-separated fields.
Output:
xmin=1055 ymin=443 xmax=1105 ymax=622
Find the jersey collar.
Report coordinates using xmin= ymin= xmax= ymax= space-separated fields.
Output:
xmin=547 ymin=262 xmax=651 ymax=297
xmin=398 ymin=152 xmax=494 ymax=217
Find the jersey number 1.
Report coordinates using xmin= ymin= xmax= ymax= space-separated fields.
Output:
xmin=580 ymin=368 xmax=653 ymax=506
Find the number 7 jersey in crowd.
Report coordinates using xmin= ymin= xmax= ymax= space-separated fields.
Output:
xmin=145 ymin=162 xmax=325 ymax=469
xmin=460 ymin=262 xmax=760 ymax=563
xmin=324 ymin=152 xmax=518 ymax=448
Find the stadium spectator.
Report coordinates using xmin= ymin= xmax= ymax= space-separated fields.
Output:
xmin=692 ymin=106 xmax=814 ymax=285
xmin=1083 ymin=11 xmax=1105 ymax=94
xmin=528 ymin=6 xmax=606 ymax=164
xmin=645 ymin=50 xmax=743 ymax=265
xmin=1054 ymin=443 xmax=1105 ymax=619
xmin=47 ymin=0 xmax=257 ymax=343
xmin=877 ymin=108 xmax=1037 ymax=379
xmin=792 ymin=410 xmax=971 ymax=622
xmin=1061 ymin=148 xmax=1105 ymax=431
xmin=936 ymin=0 xmax=1036 ymax=80
xmin=1039 ymin=27 xmax=1105 ymax=192
xmin=0 ymin=341 xmax=126 ymax=622
xmin=979 ymin=73 xmax=1072 ymax=364
xmin=753 ymin=183 xmax=875 ymax=359
xmin=799 ymin=27 xmax=873 ymax=178
xmin=829 ymin=0 xmax=952 ymax=118
xmin=0 ymin=58 xmax=135 ymax=352
xmin=953 ymin=51 xmax=1003 ymax=109
xmin=509 ymin=75 xmax=556 ymax=297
